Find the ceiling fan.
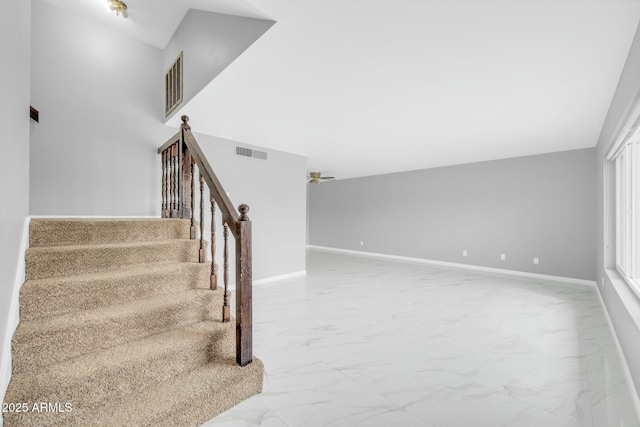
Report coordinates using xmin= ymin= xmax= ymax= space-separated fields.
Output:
xmin=308 ymin=172 xmax=335 ymax=184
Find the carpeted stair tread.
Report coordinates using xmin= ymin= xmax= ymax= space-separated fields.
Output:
xmin=29 ymin=218 xmax=191 ymax=247
xmin=25 ymin=239 xmax=203 ymax=280
xmin=68 ymin=358 xmax=264 ymax=427
xmin=20 ymin=262 xmax=212 ymax=321
xmin=12 ymin=289 xmax=223 ymax=372
xmin=4 ymin=217 xmax=263 ymax=427
xmin=5 ymin=358 xmax=264 ymax=427
xmin=5 ymin=321 xmax=236 ymax=414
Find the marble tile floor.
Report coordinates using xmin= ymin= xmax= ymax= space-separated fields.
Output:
xmin=202 ymin=249 xmax=638 ymax=427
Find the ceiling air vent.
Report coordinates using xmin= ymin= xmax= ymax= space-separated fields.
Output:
xmin=235 ymin=146 xmax=268 ymax=160
xmin=165 ymin=51 xmax=183 ymax=116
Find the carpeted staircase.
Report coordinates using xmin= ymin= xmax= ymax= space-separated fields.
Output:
xmin=3 ymin=218 xmax=263 ymax=427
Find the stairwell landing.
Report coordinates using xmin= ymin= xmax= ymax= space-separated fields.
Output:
xmin=3 ymin=218 xmax=263 ymax=426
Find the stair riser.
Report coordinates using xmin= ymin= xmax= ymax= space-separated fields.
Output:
xmin=29 ymin=219 xmax=191 ymax=247
xmin=20 ymin=264 xmax=212 ymax=322
xmin=5 ymin=325 xmax=235 ymax=414
xmin=12 ymin=291 xmax=222 ymax=373
xmin=25 ymin=240 xmax=203 ymax=280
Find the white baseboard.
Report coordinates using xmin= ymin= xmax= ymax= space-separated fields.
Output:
xmin=1 ymin=217 xmax=30 ymax=421
xmin=29 ymin=215 xmax=159 ymax=218
xmin=252 ymin=270 xmax=307 ymax=286
xmin=307 ymin=245 xmax=596 ymax=287
xmin=226 ymin=271 xmax=307 ymax=291
xmin=595 ymin=274 xmax=640 ymax=422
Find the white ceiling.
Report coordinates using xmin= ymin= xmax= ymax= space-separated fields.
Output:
xmin=46 ymin=0 xmax=640 ymax=180
xmin=40 ymin=0 xmax=271 ymax=48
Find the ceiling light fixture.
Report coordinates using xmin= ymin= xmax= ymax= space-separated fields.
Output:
xmin=106 ymin=0 xmax=128 ymax=18
xmin=308 ymin=172 xmax=335 ymax=184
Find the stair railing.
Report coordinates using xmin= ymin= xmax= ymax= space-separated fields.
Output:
xmin=158 ymin=115 xmax=253 ymax=367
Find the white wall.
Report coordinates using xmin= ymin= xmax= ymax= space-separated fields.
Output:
xmin=0 ymin=1 xmax=303 ymax=410
xmin=596 ymin=21 xmax=640 ymax=398
xmin=192 ymin=132 xmax=307 ymax=281
xmin=162 ymin=10 xmax=298 ymax=282
xmin=28 ymin=0 xmax=306 ymax=276
xmin=0 ymin=0 xmax=30 ymax=413
xmin=163 ymin=10 xmax=274 ymax=121
xmin=29 ymin=0 xmax=172 ymax=216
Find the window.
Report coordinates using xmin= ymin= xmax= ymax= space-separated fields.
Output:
xmin=611 ymin=132 xmax=640 ymax=288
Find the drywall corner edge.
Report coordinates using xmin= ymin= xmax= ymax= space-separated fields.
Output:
xmin=0 ymin=217 xmax=29 ymax=417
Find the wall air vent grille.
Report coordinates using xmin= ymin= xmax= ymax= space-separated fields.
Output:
xmin=236 ymin=146 xmax=253 ymax=157
xmin=165 ymin=52 xmax=183 ymax=117
xmin=235 ymin=146 xmax=268 ymax=160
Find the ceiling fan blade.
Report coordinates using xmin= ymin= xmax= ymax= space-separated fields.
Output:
xmin=307 ymin=172 xmax=334 ymax=183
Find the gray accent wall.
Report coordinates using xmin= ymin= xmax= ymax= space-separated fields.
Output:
xmin=163 ymin=10 xmax=275 ymax=121
xmin=595 ymin=22 xmax=640 ymax=398
xmin=309 ymin=148 xmax=596 ymax=281
xmin=0 ymin=0 xmax=30 ymax=408
xmin=29 ymin=0 xmax=169 ymax=216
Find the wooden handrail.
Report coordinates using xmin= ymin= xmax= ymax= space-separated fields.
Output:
xmin=158 ymin=132 xmax=180 ymax=154
xmin=157 ymin=116 xmax=253 ymax=367
xmin=180 ymin=119 xmax=241 ymax=232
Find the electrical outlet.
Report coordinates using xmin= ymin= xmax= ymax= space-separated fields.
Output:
xmin=500 ymin=254 xmax=506 ymax=261
xmin=533 ymin=257 xmax=539 ymax=265
xmin=462 ymin=250 xmax=467 ymax=256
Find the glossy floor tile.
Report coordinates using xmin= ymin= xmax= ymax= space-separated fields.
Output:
xmin=202 ymin=249 xmax=639 ymax=427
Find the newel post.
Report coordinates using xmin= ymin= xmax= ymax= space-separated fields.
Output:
xmin=235 ymin=204 xmax=253 ymax=367
xmin=181 ymin=115 xmax=191 ymax=131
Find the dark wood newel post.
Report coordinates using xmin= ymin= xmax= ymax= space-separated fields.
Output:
xmin=236 ymin=204 xmax=253 ymax=367
xmin=181 ymin=115 xmax=190 ymax=131
xmin=160 ymin=115 xmax=254 ymax=367
xmin=222 ymin=223 xmax=231 ymax=322
xmin=199 ymin=174 xmax=206 ymax=263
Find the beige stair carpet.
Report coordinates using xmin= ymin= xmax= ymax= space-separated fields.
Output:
xmin=3 ymin=218 xmax=263 ymax=427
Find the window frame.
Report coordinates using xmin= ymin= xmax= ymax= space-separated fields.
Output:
xmin=612 ymin=137 xmax=640 ymax=292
